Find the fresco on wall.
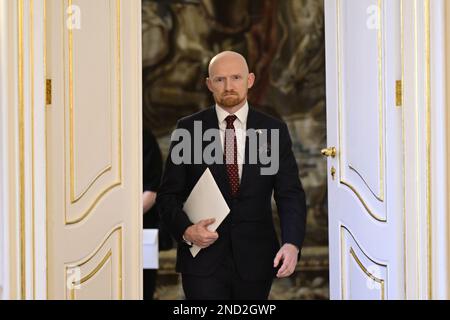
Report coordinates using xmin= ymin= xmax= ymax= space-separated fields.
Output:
xmin=142 ymin=0 xmax=328 ymax=299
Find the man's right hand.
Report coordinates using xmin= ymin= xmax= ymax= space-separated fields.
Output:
xmin=183 ymin=218 xmax=219 ymax=249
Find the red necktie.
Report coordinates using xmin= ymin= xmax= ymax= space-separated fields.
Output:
xmin=224 ymin=115 xmax=239 ymax=197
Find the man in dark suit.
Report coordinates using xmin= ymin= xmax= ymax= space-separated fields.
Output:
xmin=157 ymin=51 xmax=306 ymax=300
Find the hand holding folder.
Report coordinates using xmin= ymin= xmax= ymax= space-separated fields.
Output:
xmin=183 ymin=168 xmax=230 ymax=257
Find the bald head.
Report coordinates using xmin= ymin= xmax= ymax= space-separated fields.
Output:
xmin=206 ymin=51 xmax=255 ymax=111
xmin=208 ymin=51 xmax=249 ymax=77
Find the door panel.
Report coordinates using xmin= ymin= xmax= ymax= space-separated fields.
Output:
xmin=341 ymin=0 xmax=384 ymax=213
xmin=66 ymin=0 xmax=121 ymax=225
xmin=341 ymin=226 xmax=387 ymax=300
xmin=325 ymin=0 xmax=403 ymax=299
xmin=65 ymin=227 xmax=122 ymax=300
xmin=45 ymin=0 xmax=142 ymax=299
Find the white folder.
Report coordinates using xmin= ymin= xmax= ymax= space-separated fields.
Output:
xmin=143 ymin=229 xmax=159 ymax=269
xmin=183 ymin=168 xmax=230 ymax=257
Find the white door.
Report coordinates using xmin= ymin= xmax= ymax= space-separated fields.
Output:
xmin=324 ymin=0 xmax=404 ymax=299
xmin=45 ymin=0 xmax=142 ymax=299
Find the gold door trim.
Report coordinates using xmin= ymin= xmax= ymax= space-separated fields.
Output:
xmin=17 ymin=0 xmax=26 ymax=299
xmin=348 ymin=164 xmax=384 ymax=201
xmin=413 ymin=0 xmax=419 ymax=294
xmin=349 ymin=248 xmax=385 ymax=300
xmin=340 ymin=225 xmax=387 ymax=300
xmin=29 ymin=0 xmax=36 ymax=299
xmin=65 ymin=226 xmax=123 ymax=300
xmin=69 ymin=165 xmax=113 ymax=202
xmin=68 ymin=250 xmax=112 ymax=300
xmin=44 ymin=0 xmax=48 ymax=299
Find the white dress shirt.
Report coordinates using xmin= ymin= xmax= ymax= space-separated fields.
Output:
xmin=215 ymin=102 xmax=248 ymax=179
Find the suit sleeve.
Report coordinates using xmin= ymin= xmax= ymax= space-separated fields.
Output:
xmin=156 ymin=120 xmax=193 ymax=244
xmin=273 ymin=123 xmax=307 ymax=251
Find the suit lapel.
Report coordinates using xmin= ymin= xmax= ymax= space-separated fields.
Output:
xmin=239 ymin=107 xmax=261 ymax=195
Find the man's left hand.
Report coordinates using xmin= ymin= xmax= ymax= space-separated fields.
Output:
xmin=273 ymin=243 xmax=299 ymax=278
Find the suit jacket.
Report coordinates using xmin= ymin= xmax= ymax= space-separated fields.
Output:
xmin=157 ymin=105 xmax=307 ymax=281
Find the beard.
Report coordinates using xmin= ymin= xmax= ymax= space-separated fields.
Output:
xmin=217 ymin=92 xmax=245 ymax=108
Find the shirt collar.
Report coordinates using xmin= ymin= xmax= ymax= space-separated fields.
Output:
xmin=215 ymin=101 xmax=249 ymax=125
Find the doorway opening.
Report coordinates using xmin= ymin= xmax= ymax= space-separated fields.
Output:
xmin=141 ymin=0 xmax=328 ymax=300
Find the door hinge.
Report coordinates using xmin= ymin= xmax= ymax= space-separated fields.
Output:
xmin=46 ymin=79 xmax=52 ymax=105
xmin=396 ymin=80 xmax=402 ymax=107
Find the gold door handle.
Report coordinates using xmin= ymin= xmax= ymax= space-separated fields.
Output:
xmin=321 ymin=147 xmax=336 ymax=158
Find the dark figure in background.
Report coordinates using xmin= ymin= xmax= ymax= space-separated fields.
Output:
xmin=142 ymin=128 xmax=173 ymax=300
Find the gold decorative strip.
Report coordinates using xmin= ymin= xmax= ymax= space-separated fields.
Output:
xmin=336 ymin=0 xmax=386 ymax=221
xmin=117 ymin=0 xmax=122 ymax=183
xmin=65 ymin=226 xmax=123 ymax=300
xmin=68 ymin=0 xmax=75 ymax=202
xmin=70 ymin=165 xmax=112 ymax=202
xmin=66 ymin=181 xmax=121 ymax=225
xmin=69 ymin=250 xmax=112 ymax=300
xmin=413 ymin=0 xmax=421 ymax=296
xmin=116 ymin=0 xmax=123 ymax=300
xmin=29 ymin=0 xmax=36 ymax=300
xmin=350 ymin=248 xmax=385 ymax=300
xmin=44 ymin=0 xmax=48 ymax=300
xmin=79 ymin=250 xmax=112 ymax=285
xmin=340 ymin=181 xmax=385 ymax=222
xmin=17 ymin=0 xmax=26 ymax=300
xmin=340 ymin=225 xmax=387 ymax=300
xmin=348 ymin=164 xmax=384 ymax=202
